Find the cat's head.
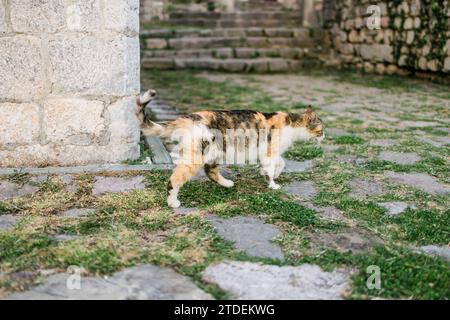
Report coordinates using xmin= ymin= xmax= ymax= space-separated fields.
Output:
xmin=303 ymin=107 xmax=325 ymax=142
xmin=287 ymin=107 xmax=325 ymax=143
xmin=136 ymin=89 xmax=156 ymax=126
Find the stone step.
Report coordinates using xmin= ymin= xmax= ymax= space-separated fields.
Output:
xmin=143 ymin=47 xmax=324 ymax=60
xmin=237 ymin=0 xmax=284 ymax=11
xmin=141 ymin=57 xmax=321 ymax=72
xmin=144 ymin=35 xmax=319 ymax=50
xmin=167 ymin=18 xmax=301 ymax=28
xmin=141 ymin=27 xmax=313 ymax=39
xmin=149 ymin=106 xmax=180 ymax=115
xmin=168 ymin=11 xmax=301 ymax=21
xmin=146 ymin=101 xmax=183 ymax=122
xmin=153 ymin=113 xmax=181 ymax=121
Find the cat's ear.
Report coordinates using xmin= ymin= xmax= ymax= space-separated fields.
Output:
xmin=303 ymin=106 xmax=317 ymax=123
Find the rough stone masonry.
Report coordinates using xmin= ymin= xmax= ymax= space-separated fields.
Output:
xmin=0 ymin=0 xmax=140 ymax=167
xmin=323 ymin=0 xmax=450 ymax=75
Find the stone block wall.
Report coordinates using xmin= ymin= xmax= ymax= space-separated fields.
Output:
xmin=0 ymin=0 xmax=141 ymax=167
xmin=324 ymin=0 xmax=450 ymax=75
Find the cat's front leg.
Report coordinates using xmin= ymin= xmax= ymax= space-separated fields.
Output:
xmin=274 ymin=157 xmax=285 ymax=179
xmin=261 ymin=158 xmax=281 ymax=190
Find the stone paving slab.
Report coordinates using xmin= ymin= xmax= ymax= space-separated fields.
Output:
xmin=336 ymin=155 xmax=366 ymax=166
xmin=417 ymin=245 xmax=450 ymax=262
xmin=59 ymin=175 xmax=77 ymax=192
xmin=436 ymin=127 xmax=450 ymax=134
xmin=349 ymin=179 xmax=384 ymax=198
xmin=377 ymin=151 xmax=421 ymax=165
xmin=419 ymin=136 xmax=450 ymax=147
xmin=379 ymin=201 xmax=415 ymax=216
xmin=0 ymin=214 xmax=19 ymax=231
xmin=207 ymin=215 xmax=284 ymax=260
xmin=51 ymin=234 xmax=79 ymax=242
xmin=0 ymin=180 xmax=39 ymax=200
xmin=6 ymin=265 xmax=212 ymax=300
xmin=307 ymin=228 xmax=383 ymax=253
xmin=399 ymin=121 xmax=441 ymax=128
xmin=202 ymin=261 xmax=353 ymax=300
xmin=369 ymin=139 xmax=399 ymax=147
xmin=0 ymin=271 xmax=39 ymax=294
xmin=419 ymin=137 xmax=442 ymax=147
xmin=435 ymin=136 xmax=450 ymax=145
xmin=384 ymin=171 xmax=450 ymax=195
xmin=92 ymin=176 xmax=146 ymax=196
xmin=29 ymin=174 xmax=77 ymax=192
xmin=283 ymin=159 xmax=313 ymax=173
xmin=373 ymin=113 xmax=400 ymax=122
xmin=321 ymin=144 xmax=339 ymax=152
xmin=173 ymin=207 xmax=198 ymax=215
xmin=283 ymin=181 xmax=316 ymax=200
xmin=326 ymin=128 xmax=351 ymax=136
xmin=30 ymin=175 xmax=48 ymax=183
xmin=302 ymin=203 xmax=347 ymax=222
xmin=60 ymin=208 xmax=96 ymax=218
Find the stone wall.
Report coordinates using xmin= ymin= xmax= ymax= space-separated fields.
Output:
xmin=324 ymin=0 xmax=450 ymax=75
xmin=0 ymin=0 xmax=141 ymax=167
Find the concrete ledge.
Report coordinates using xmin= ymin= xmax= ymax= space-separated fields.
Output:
xmin=0 ymin=163 xmax=174 ymax=176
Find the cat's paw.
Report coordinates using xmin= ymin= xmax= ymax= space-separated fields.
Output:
xmin=168 ymin=198 xmax=181 ymax=208
xmin=220 ymin=179 xmax=234 ymax=188
xmin=269 ymin=182 xmax=281 ymax=190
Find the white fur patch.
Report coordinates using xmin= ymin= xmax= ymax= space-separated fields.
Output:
xmin=138 ymin=89 xmax=156 ymax=105
xmin=218 ymin=176 xmax=234 ymax=188
xmin=280 ymin=126 xmax=312 ymax=153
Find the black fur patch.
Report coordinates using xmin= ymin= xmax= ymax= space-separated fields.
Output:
xmin=286 ymin=113 xmax=302 ymax=125
xmin=181 ymin=114 xmax=203 ymax=121
xmin=263 ymin=112 xmax=278 ymax=119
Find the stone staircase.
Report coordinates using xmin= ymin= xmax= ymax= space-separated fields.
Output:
xmin=235 ymin=0 xmax=285 ymax=11
xmin=167 ymin=10 xmax=302 ymax=28
xmin=141 ymin=1 xmax=327 ymax=72
xmin=141 ymin=27 xmax=326 ymax=72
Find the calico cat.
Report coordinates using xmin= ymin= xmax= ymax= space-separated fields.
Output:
xmin=137 ymin=89 xmax=325 ymax=208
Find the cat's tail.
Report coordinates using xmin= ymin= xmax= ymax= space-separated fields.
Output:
xmin=137 ymin=89 xmax=165 ymax=136
xmin=137 ymin=89 xmax=156 ymax=107
xmin=141 ymin=120 xmax=166 ymax=137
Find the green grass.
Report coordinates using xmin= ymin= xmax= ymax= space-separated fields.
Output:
xmin=332 ymin=135 xmax=365 ymax=145
xmin=297 ymin=246 xmax=450 ymax=299
xmin=1 ymin=69 xmax=449 ymax=300
xmin=0 ymin=202 xmax=11 ymax=214
xmin=61 ymin=247 xmax=123 ymax=275
xmin=141 ymin=70 xmax=294 ymax=113
xmin=284 ymin=142 xmax=323 ymax=161
xmin=390 ymin=208 xmax=450 ymax=245
xmin=305 ymin=68 xmax=450 ymax=97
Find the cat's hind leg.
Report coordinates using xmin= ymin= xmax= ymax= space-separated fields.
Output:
xmin=204 ymin=163 xmax=234 ymax=188
xmin=168 ymin=164 xmax=202 ymax=208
